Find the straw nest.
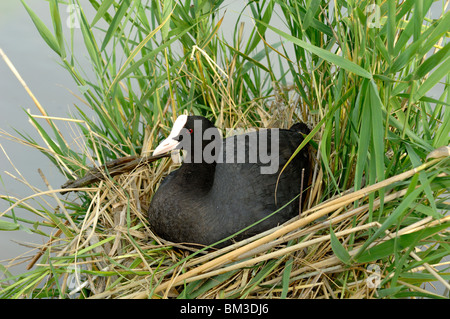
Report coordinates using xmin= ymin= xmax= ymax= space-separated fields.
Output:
xmin=26 ymin=110 xmax=445 ymax=299
xmin=1 ymin=94 xmax=448 ymax=299
xmin=51 ymin=154 xmax=446 ymax=299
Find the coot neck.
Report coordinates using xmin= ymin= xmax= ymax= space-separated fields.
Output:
xmin=176 ymin=122 xmax=221 ymax=192
xmin=177 ymin=161 xmax=216 ymax=192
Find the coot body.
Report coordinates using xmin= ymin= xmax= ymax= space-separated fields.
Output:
xmin=148 ymin=115 xmax=310 ymax=247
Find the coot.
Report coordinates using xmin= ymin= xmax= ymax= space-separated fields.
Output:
xmin=148 ymin=115 xmax=311 ymax=247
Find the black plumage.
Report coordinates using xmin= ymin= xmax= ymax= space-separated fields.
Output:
xmin=148 ymin=115 xmax=311 ymax=247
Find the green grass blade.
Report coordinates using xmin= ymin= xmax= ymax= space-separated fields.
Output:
xmin=355 ymin=180 xmax=432 ymax=260
xmin=77 ymin=1 xmax=103 ymax=72
xmin=330 ymin=226 xmax=352 ymax=265
xmin=49 ymin=0 xmax=65 ymax=59
xmin=101 ymin=0 xmax=131 ymax=51
xmin=161 ymin=0 xmax=174 ymax=41
xmin=302 ymin=0 xmax=321 ymax=31
xmin=178 ymin=271 xmax=238 ymax=299
xmin=91 ymin=0 xmax=115 ymax=27
xmin=21 ymin=0 xmax=61 ymax=56
xmin=386 ymin=0 xmax=395 ymax=56
xmin=257 ymin=20 xmax=373 ymax=79
xmin=415 ymin=42 xmax=450 ymax=80
xmin=369 ymin=81 xmax=385 ymax=197
xmin=240 ymin=259 xmax=280 ymax=299
xmin=413 ymin=56 xmax=450 ymax=103
xmin=280 ymin=257 xmax=293 ymax=299
xmin=355 ymin=98 xmax=370 ymax=191
xmin=0 ymin=220 xmax=21 ymax=231
xmin=356 ymin=222 xmax=450 ymax=263
xmin=109 ymin=8 xmax=182 ymax=90
xmin=405 ymin=144 xmax=439 ymax=217
xmin=433 ymin=96 xmax=450 ymax=148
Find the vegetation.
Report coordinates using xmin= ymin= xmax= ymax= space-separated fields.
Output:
xmin=0 ymin=0 xmax=449 ymax=298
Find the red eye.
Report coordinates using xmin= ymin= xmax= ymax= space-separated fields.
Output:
xmin=188 ymin=128 xmax=193 ymax=134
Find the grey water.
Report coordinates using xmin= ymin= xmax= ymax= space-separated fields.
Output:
xmin=0 ymin=1 xmax=87 ymax=278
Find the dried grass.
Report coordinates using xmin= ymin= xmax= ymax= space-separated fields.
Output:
xmin=0 ymin=84 xmax=448 ymax=298
xmin=13 ymin=142 xmax=441 ymax=299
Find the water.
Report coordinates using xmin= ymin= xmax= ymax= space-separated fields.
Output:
xmin=0 ymin=1 xmax=85 ymax=277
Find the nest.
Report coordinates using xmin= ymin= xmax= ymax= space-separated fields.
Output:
xmin=25 ymin=143 xmax=444 ymax=299
xmin=4 ymin=95 xmax=444 ymax=299
xmin=2 ymin=92 xmax=448 ymax=298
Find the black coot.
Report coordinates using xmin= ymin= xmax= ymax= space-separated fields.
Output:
xmin=148 ymin=115 xmax=311 ymax=247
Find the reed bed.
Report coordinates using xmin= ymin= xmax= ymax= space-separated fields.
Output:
xmin=0 ymin=0 xmax=449 ymax=298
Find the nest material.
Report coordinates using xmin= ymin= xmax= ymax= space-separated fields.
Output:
xmin=43 ymin=149 xmax=446 ymax=299
xmin=6 ymin=98 xmax=447 ymax=298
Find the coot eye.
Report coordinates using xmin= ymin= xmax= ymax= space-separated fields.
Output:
xmin=188 ymin=128 xmax=193 ymax=134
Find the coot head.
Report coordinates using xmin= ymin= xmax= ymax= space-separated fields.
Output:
xmin=153 ymin=115 xmax=220 ymax=163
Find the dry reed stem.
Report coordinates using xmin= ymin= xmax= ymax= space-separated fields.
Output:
xmin=38 ymin=169 xmax=79 ymax=232
xmin=0 ymin=187 xmax=97 ymax=219
xmin=0 ymin=48 xmax=51 ymax=126
xmin=236 ymin=187 xmax=409 ymax=259
xmin=153 ymin=222 xmax=380 ymax=290
xmin=26 ymin=220 xmax=70 ymax=270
